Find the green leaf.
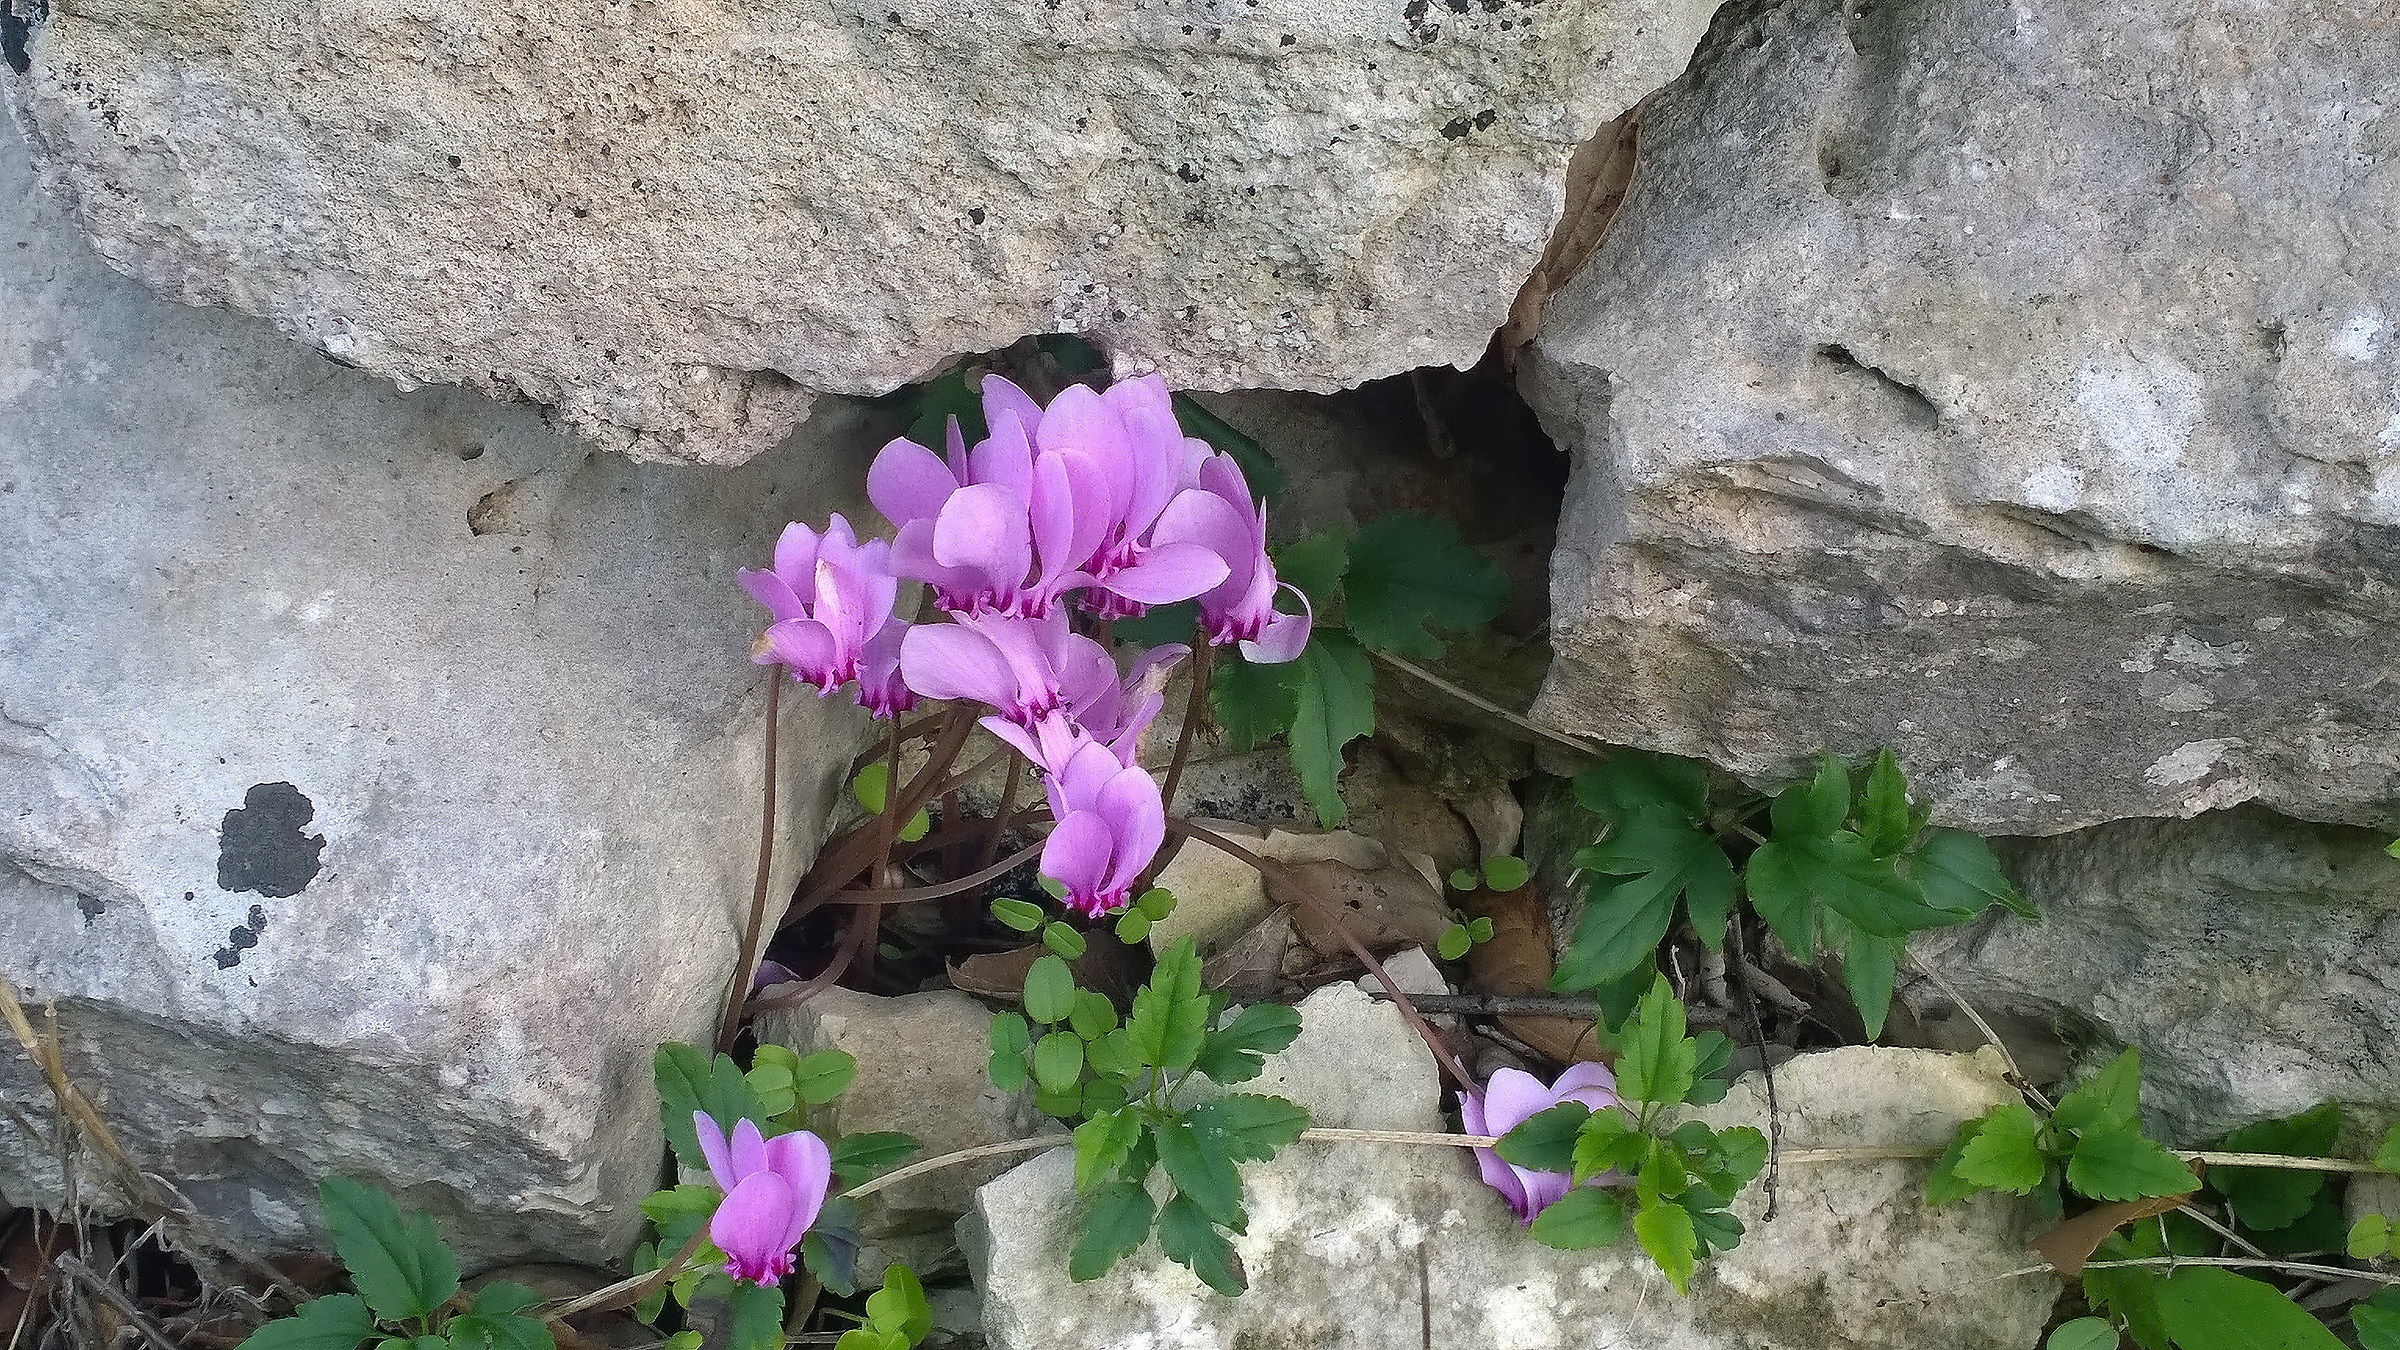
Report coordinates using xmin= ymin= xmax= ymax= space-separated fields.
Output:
xmin=1495 ymin=1103 xmax=1591 ymax=1174
xmin=469 ymin=1284 xmax=543 ymax=1317
xmin=901 ymin=369 xmax=986 ymax=448
xmin=2356 ymin=1295 xmax=2400 ymax=1350
xmin=1069 ymin=1181 xmax=1157 ymax=1283
xmin=1042 ymin=922 xmax=1089 ymax=960
xmin=1069 ymin=990 xmax=1119 ymax=1041
xmin=1023 ymin=955 xmax=1077 ymax=1024
xmin=654 ymin=1044 xmax=763 ymax=1170
xmin=789 ymin=1048 xmax=856 ymax=1107
xmin=1073 ymin=1111 xmax=1143 ymax=1194
xmin=1613 ymin=977 xmax=1696 ymax=1109
xmin=1438 ymin=924 xmax=1473 ymax=961
xmin=1115 ymin=601 xmax=1200 ymax=649
xmin=1482 ymin=856 xmax=1531 ymax=892
xmin=723 ymin=1281 xmax=786 ymax=1350
xmin=2053 ymin=1048 xmax=2146 ymax=1138
xmin=1209 ymin=654 xmax=1301 ymax=753
xmin=2347 ymin=1214 xmax=2392 ymax=1261
xmin=1155 ymin=1120 xmax=1245 ymax=1230
xmin=2154 ymin=1268 xmax=2344 ymax=1350
xmin=830 ymin=1132 xmax=919 ymax=1183
xmin=1283 ymin=631 xmax=1375 ymax=827
xmin=1555 ymin=817 xmax=1737 ymax=988
xmin=1571 ymin=1109 xmax=1646 ymax=1183
xmin=1136 ymin=888 xmax=1178 ymax=920
xmin=1923 ymin=1122 xmax=1984 ymax=1205
xmin=445 ymin=1313 xmax=552 ymax=1350
xmin=1341 ymin=512 xmax=1509 ymax=659
xmin=318 ymin=1178 xmax=460 ymax=1324
xmin=1633 ymin=1196 xmax=1700 ymax=1294
xmin=2376 ymin=1121 xmax=2400 ymax=1173
xmin=2209 ymin=1104 xmax=2341 ymax=1232
xmin=1771 ymin=756 xmax=1853 ymax=839
xmin=1173 ymin=393 xmax=1285 ymax=503
xmin=1952 ymin=1104 xmax=2050 ymax=1195
xmin=1858 ymin=751 xmax=1915 ymax=856
xmin=1526 ymin=1188 xmax=1628 ymax=1250
xmin=1124 ymin=939 xmax=1209 ymax=1075
xmin=1115 ymin=912 xmax=1153 ymax=944
xmin=2067 ymin=1127 xmax=2199 ymax=1202
xmin=1572 ymin=753 xmax=1710 ymax=826
xmin=990 ymin=898 xmax=1045 ymax=932
xmin=1032 ymin=1032 xmax=1086 ymax=1095
xmin=1839 ymin=930 xmax=1900 ymax=1041
xmin=862 ymin=1263 xmax=934 ymax=1345
xmin=2046 ymin=1318 xmax=2120 ymax=1350
xmin=1273 ymin=530 xmax=1350 ymax=610
xmin=986 ymin=1012 xmax=1031 ymax=1092
xmin=1911 ymin=828 xmax=2036 ymax=920
xmin=1190 ymin=1094 xmax=1309 ymax=1163
xmin=234 ymin=1295 xmax=377 ymax=1350
xmin=1156 ymin=1194 xmax=1246 ymax=1296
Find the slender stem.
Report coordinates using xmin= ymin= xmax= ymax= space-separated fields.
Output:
xmin=1973 ymin=1255 xmax=2400 ymax=1290
xmin=717 ymin=673 xmax=784 ymax=1051
xmin=977 ymin=756 xmax=1025 ymax=873
xmin=871 ymin=724 xmax=903 ymax=881
xmin=830 ymin=839 xmax=1046 ymax=906
xmin=1158 ymin=643 xmax=1215 ymax=815
xmin=746 ymin=907 xmax=877 ymax=1016
xmin=1370 ymin=651 xmax=1604 ymax=757
xmin=1169 ymin=818 xmax=1478 ymax=1092
xmin=1730 ymin=919 xmax=1783 ymax=1219
xmin=791 ymin=714 xmax=976 ymax=914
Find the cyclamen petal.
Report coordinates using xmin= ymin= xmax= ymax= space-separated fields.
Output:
xmin=1459 ymin=1066 xmax=1627 ymax=1225
xmin=690 ymin=1112 xmax=834 ymax=1288
xmin=711 ymin=1173 xmax=800 ymax=1285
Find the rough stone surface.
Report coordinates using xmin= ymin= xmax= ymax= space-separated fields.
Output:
xmin=0 ymin=118 xmax=869 ymax=1263
xmin=1910 ymin=808 xmax=2400 ymax=1143
xmin=7 ymin=0 xmax=1718 ymax=464
xmin=965 ymin=1045 xmax=2054 ymax=1349
xmin=1523 ymin=0 xmax=2400 ymax=834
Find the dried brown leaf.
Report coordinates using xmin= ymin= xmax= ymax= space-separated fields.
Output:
xmin=1499 ymin=108 xmax=1646 ymax=361
xmin=1460 ymin=882 xmax=1609 ymax=1066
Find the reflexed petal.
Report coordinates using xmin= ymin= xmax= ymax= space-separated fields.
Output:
xmin=771 ymin=522 xmax=824 ymax=582
xmin=709 ymin=1172 xmax=798 ymax=1271
xmin=1479 ymin=1067 xmax=1554 ymax=1136
xmin=898 ymin=622 xmax=1016 ymax=708
xmin=1042 ymin=810 xmax=1115 ymax=896
xmin=761 ymin=1129 xmax=834 ymax=1249
xmin=737 ymin=568 xmax=806 ymax=623
xmin=1239 ymin=596 xmax=1312 ymax=665
xmin=1095 ymin=767 xmax=1165 ymax=891
xmin=973 ymin=407 xmax=1037 ymax=497
xmin=1096 ymin=541 xmax=1230 ymax=605
xmin=729 ymin=1118 xmax=770 ymax=1177
xmin=693 ymin=1111 xmax=737 ymax=1192
xmin=931 ymin=483 xmax=1034 ymax=589
xmin=979 ymin=375 xmax=1045 ymax=450
xmin=868 ymin=438 xmax=958 ymax=527
xmin=1552 ymin=1061 xmax=1621 ymax=1110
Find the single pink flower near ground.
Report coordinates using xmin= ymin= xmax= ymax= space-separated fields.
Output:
xmin=1039 ymin=736 xmax=1168 ymax=918
xmin=693 ymin=1112 xmax=832 ymax=1286
xmin=738 ymin=515 xmax=913 ymax=717
xmin=1458 ymin=1063 xmax=1621 ymax=1223
xmin=1154 ymin=452 xmax=1311 ymax=663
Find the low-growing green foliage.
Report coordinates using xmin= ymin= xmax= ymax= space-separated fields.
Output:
xmin=238 ymin=1180 xmax=549 ymax=1350
xmin=1556 ymin=749 xmax=2033 ymax=1037
xmin=987 ymin=938 xmax=1308 ymax=1293
xmin=1495 ymin=978 xmax=1766 ymax=1293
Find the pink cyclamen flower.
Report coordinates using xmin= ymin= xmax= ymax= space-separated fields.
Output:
xmin=739 ymin=516 xmax=915 ymax=718
xmin=1458 ymin=1064 xmax=1622 ymax=1223
xmin=693 ymin=1112 xmax=832 ymax=1286
xmin=1155 ymin=452 xmax=1311 ymax=663
xmin=1040 ymin=737 xmax=1167 ymax=918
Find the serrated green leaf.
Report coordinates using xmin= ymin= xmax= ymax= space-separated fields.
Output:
xmin=1209 ymin=653 xmax=1301 ymax=753
xmin=1556 ymin=817 xmax=1737 ymax=988
xmin=445 ymin=1313 xmax=552 ymax=1350
xmin=863 ymin=1263 xmax=933 ymax=1345
xmin=1284 ymin=631 xmax=1375 ymax=827
xmin=1747 ymin=827 xmax=1951 ymax=951
xmin=469 ymin=1284 xmax=543 ymax=1318
xmin=790 ymin=1048 xmax=856 ymax=1106
xmin=1341 ymin=512 xmax=1508 ymax=659
xmin=2067 ymin=1127 xmax=2199 ymax=1202
xmin=1192 ymin=1003 xmax=1301 ymax=1085
xmin=1953 ymin=1104 xmax=2050 ymax=1195
xmin=1572 ymin=753 xmax=1711 ymax=826
xmin=1858 ymin=751 xmax=1914 ymax=856
xmin=1771 ymin=756 xmax=1852 ymax=839
xmin=1155 ymin=1194 xmax=1246 ymax=1296
xmin=655 ymin=1044 xmax=764 ymax=1171
xmin=1155 ymin=1121 xmax=1245 ymax=1230
xmin=1191 ymin=1094 xmax=1309 ymax=1163
xmin=1073 ymin=1111 xmax=1142 ymax=1194
xmin=234 ymin=1295 xmax=377 ymax=1350
xmin=1633 ymin=1196 xmax=1700 ymax=1294
xmin=1923 ymin=1122 xmax=1983 ymax=1205
xmin=1614 ymin=977 xmax=1696 ymax=1109
xmin=1023 ymin=955 xmax=1077 ymax=1024
xmin=1272 ymin=530 xmax=1349 ymax=610
xmin=1069 ymin=1181 xmax=1157 ymax=1283
xmin=2046 ymin=1317 xmax=2120 ymax=1350
xmin=1526 ymin=1187 xmax=1628 ymax=1249
xmin=2053 ymin=1048 xmax=2146 ymax=1138
xmin=1840 ymin=930 xmax=1899 ymax=1041
xmin=1571 ymin=1109 xmax=1644 ymax=1183
xmin=2209 ymin=1104 xmax=2341 ymax=1231
xmin=723 ymin=1280 xmax=785 ymax=1350
xmin=1911 ymin=828 xmax=2035 ymax=920
xmin=1125 ymin=939 xmax=1209 ymax=1074
xmin=1495 ymin=1103 xmax=1589 ymax=1173
xmin=2154 ymin=1268 xmax=2344 ymax=1350
xmin=319 ymin=1178 xmax=460 ymax=1324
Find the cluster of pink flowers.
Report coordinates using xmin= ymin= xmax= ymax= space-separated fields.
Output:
xmin=741 ymin=373 xmax=1309 ymax=917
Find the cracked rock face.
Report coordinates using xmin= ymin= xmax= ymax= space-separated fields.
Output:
xmin=0 ymin=117 xmax=867 ymax=1262
xmin=1523 ymin=0 xmax=2400 ymax=834
xmin=5 ymin=0 xmax=1717 ymax=464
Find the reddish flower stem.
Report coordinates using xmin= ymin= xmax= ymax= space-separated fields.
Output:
xmin=716 ymin=672 xmax=783 ymax=1051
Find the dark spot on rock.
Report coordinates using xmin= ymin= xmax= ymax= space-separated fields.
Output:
xmin=77 ymin=892 xmax=105 ymax=925
xmin=457 ymin=444 xmax=484 ymax=461
xmin=1474 ymin=108 xmax=1497 ymax=129
xmin=1441 ymin=116 xmax=1474 ymax=140
xmin=968 ymin=206 xmax=986 ymax=224
xmin=1280 ymin=32 xmax=1295 ymax=44
xmin=217 ymin=783 xmax=324 ymax=899
xmin=446 ymin=153 xmax=461 ymax=168
xmin=212 ymin=905 xmax=271 ymax=969
xmin=1176 ymin=163 xmax=1202 ymax=182
xmin=1 ymin=2 xmax=35 ymax=76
